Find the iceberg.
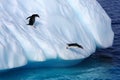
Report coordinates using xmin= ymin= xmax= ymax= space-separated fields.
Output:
xmin=0 ymin=0 xmax=114 ymax=70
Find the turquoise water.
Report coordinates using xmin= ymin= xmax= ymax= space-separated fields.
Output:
xmin=0 ymin=57 xmax=114 ymax=80
xmin=0 ymin=0 xmax=120 ymax=80
xmin=0 ymin=50 xmax=118 ymax=80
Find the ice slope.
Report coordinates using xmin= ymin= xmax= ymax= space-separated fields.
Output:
xmin=0 ymin=0 xmax=114 ymax=70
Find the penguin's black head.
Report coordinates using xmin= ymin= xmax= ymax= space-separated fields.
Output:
xmin=32 ymin=14 xmax=40 ymax=18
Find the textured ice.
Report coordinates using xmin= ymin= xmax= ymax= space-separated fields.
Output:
xmin=0 ymin=0 xmax=114 ymax=70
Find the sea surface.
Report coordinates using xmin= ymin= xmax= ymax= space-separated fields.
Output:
xmin=0 ymin=0 xmax=120 ymax=80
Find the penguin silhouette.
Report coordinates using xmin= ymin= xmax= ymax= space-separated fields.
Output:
xmin=26 ymin=14 xmax=40 ymax=27
xmin=66 ymin=43 xmax=83 ymax=49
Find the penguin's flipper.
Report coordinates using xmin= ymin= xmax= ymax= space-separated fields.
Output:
xmin=26 ymin=16 xmax=31 ymax=20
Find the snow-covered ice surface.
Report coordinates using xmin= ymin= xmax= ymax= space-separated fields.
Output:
xmin=0 ymin=0 xmax=114 ymax=70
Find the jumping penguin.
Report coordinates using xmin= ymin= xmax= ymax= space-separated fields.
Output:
xmin=26 ymin=14 xmax=40 ymax=28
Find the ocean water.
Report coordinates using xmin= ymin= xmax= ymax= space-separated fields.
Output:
xmin=0 ymin=0 xmax=120 ymax=80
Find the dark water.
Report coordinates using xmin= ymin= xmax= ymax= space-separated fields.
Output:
xmin=0 ymin=0 xmax=120 ymax=80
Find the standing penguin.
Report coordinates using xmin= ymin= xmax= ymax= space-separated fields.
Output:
xmin=26 ymin=14 xmax=40 ymax=27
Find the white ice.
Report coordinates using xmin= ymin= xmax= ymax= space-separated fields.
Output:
xmin=0 ymin=0 xmax=114 ymax=70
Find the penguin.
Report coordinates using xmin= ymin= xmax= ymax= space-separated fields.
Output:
xmin=66 ymin=43 xmax=83 ymax=49
xmin=26 ymin=14 xmax=40 ymax=27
